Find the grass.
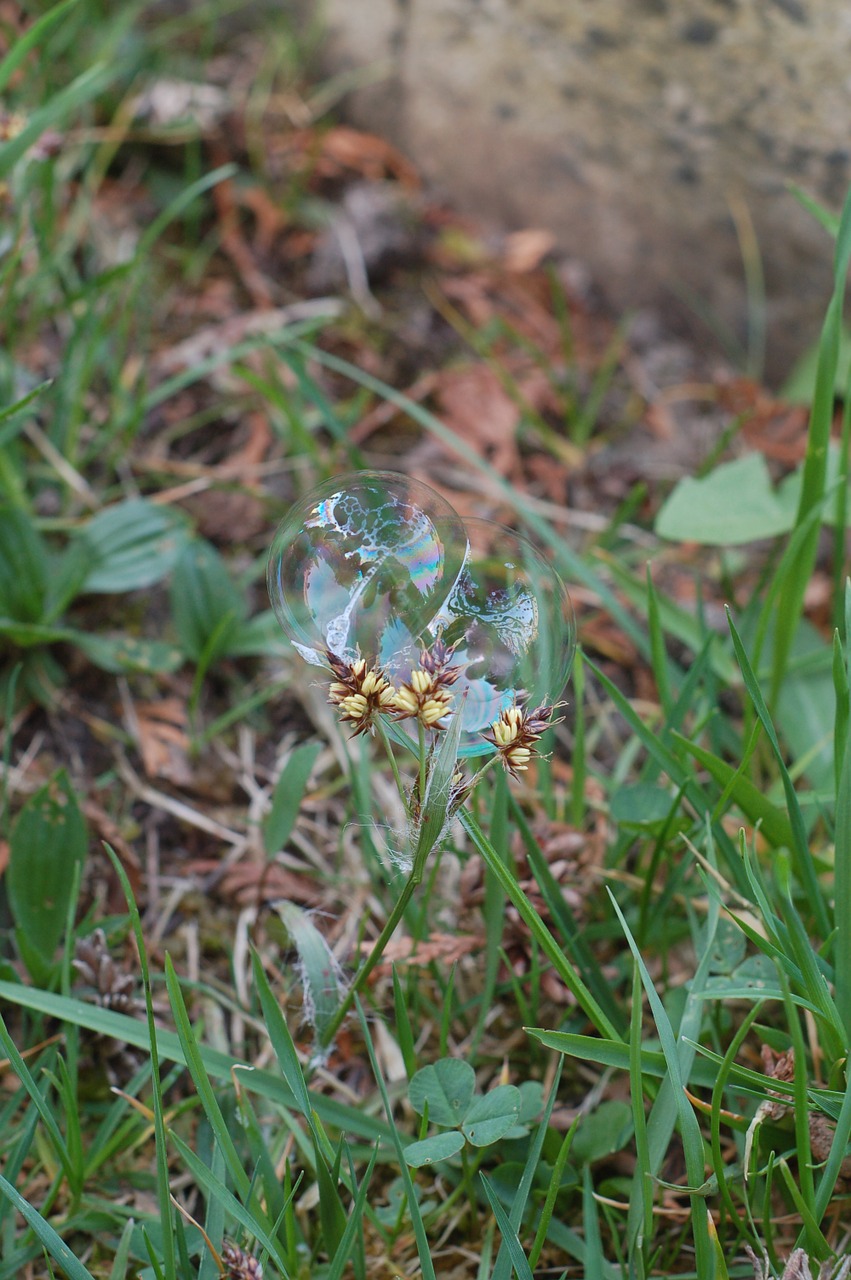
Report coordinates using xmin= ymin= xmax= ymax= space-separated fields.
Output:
xmin=2 ymin=2 xmax=851 ymax=1278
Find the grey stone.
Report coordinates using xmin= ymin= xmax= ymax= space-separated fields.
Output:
xmin=316 ymin=0 xmax=851 ymax=381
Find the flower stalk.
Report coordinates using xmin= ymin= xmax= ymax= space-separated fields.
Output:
xmin=315 ymin=642 xmax=570 ymax=1048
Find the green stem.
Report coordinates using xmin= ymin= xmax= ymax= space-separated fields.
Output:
xmin=374 ymin=719 xmax=408 ymax=807
xmin=320 ymin=869 xmax=419 ymax=1048
xmin=835 ymin=731 xmax=851 ymax=1048
xmin=321 ymin=718 xmax=433 ymax=1048
xmin=417 ymin=720 xmax=427 ymax=803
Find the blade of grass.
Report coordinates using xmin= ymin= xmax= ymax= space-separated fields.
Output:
xmin=460 ymin=809 xmax=620 ymax=1039
xmin=727 ymin=608 xmax=830 ymax=936
xmin=169 ymin=1132 xmax=292 ymax=1278
xmin=491 ymin=1058 xmax=564 ymax=1280
xmin=0 ymin=1174 xmax=96 ymax=1280
xmin=104 ymin=846 xmax=176 ymax=1280
xmin=163 ymin=955 xmax=252 ymax=1202
xmin=611 ymin=886 xmax=716 ymax=1273
xmin=355 ymin=998 xmax=437 ymax=1280
xmin=479 ymin=1175 xmax=534 ymax=1280
xmin=771 ymin=183 xmax=851 ymax=698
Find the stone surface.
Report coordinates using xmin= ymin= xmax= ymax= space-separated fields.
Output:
xmin=317 ymin=0 xmax=851 ymax=381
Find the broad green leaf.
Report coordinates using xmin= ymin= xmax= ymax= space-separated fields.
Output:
xmin=227 ymin=609 xmax=289 ymax=658
xmin=461 ymin=1085 xmax=522 ymax=1147
xmin=570 ymin=1100 xmax=633 ymax=1165
xmin=71 ymin=631 xmax=183 ymax=674
xmin=409 ymin=1059 xmax=476 ymax=1127
xmin=7 ymin=769 xmax=87 ymax=980
xmin=655 ymin=453 xmax=795 ymax=545
xmin=609 ymin=783 xmax=677 ymax=832
xmin=263 ymin=741 xmax=323 ymax=855
xmin=169 ymin=539 xmax=245 ymax=662
xmin=79 ymin=499 xmax=190 ymax=593
xmin=0 ymin=507 xmax=48 ymax=623
xmin=404 ymin=1131 xmax=465 ymax=1168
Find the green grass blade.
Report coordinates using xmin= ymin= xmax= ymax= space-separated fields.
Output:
xmin=610 ymin=890 xmax=714 ymax=1273
xmin=355 ymin=999 xmax=437 ymax=1280
xmin=0 ymin=979 xmax=391 ymax=1140
xmin=491 ymin=1059 xmax=564 ymax=1280
xmin=164 ymin=955 xmax=252 ymax=1201
xmin=479 ymin=1175 xmax=534 ymax=1280
xmin=726 ymin=608 xmax=830 ymax=936
xmin=460 ymin=809 xmax=620 ymax=1039
xmin=325 ymin=1145 xmax=379 ymax=1280
xmin=0 ymin=1174 xmax=96 ymax=1280
xmin=772 ymin=183 xmax=851 ymax=697
xmin=169 ymin=1133 xmax=292 ymax=1278
xmin=104 ymin=846 xmax=176 ymax=1280
xmin=628 ymin=966 xmax=653 ymax=1266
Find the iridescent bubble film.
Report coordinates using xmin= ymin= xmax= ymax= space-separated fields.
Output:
xmin=417 ymin=519 xmax=576 ymax=756
xmin=267 ymin=472 xmax=468 ymax=674
xmin=268 ymin=473 xmax=576 ymax=758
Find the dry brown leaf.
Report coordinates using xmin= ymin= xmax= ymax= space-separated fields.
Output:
xmin=434 ymin=363 xmax=521 ymax=480
xmin=503 ymin=228 xmax=556 ymax=274
xmin=373 ymin=931 xmax=482 ymax=969
xmin=134 ymin=698 xmax=192 ymax=785
xmin=311 ymin=125 xmax=421 ymax=189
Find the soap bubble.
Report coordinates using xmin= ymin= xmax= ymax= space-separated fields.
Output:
xmin=267 ymin=471 xmax=468 ymax=673
xmin=415 ymin=518 xmax=576 ymax=756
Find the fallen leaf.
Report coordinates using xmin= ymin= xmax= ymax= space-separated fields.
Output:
xmin=134 ymin=698 xmax=192 ymax=785
xmin=434 ymin=363 xmax=521 ymax=479
xmin=503 ymin=227 xmax=556 ymax=274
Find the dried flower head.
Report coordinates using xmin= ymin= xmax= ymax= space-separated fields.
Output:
xmin=392 ymin=639 xmax=460 ymax=729
xmin=74 ymin=928 xmax=140 ymax=1014
xmin=221 ymin=1240 xmax=263 ymax=1280
xmin=481 ymin=702 xmax=564 ymax=779
xmin=73 ymin=929 xmax=145 ymax=1086
xmin=326 ymin=650 xmax=396 ymax=736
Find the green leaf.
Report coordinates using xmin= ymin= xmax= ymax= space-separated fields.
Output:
xmin=570 ymin=1100 xmax=634 ymax=1165
xmin=403 ymin=1131 xmax=466 ymax=1168
xmin=71 ymin=631 xmax=184 ymax=674
xmin=0 ymin=64 xmax=110 ymax=181
xmin=0 ymin=618 xmax=72 ymax=648
xmin=7 ymin=769 xmax=87 ymax=981
xmin=673 ymin=733 xmax=794 ymax=849
xmin=0 ymin=507 xmax=48 ymax=623
xmin=0 ymin=0 xmax=79 ymax=95
xmin=0 ymin=1172 xmax=97 ymax=1280
xmin=269 ymin=900 xmax=345 ymax=1048
xmin=263 ymin=741 xmax=323 ymax=856
xmin=479 ymin=1175 xmax=535 ymax=1280
xmin=408 ymin=1059 xmax=476 ymax=1127
xmin=461 ymin=1085 xmax=522 ymax=1147
xmin=79 ymin=499 xmax=190 ymax=593
xmin=782 ymin=321 xmax=851 ymax=405
xmin=655 ymin=452 xmax=795 ymax=545
xmin=169 ymin=540 xmax=245 ymax=662
xmin=609 ymin=783 xmax=676 ymax=832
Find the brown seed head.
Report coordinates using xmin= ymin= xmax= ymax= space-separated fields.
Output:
xmin=221 ymin=1241 xmax=263 ymax=1280
xmin=481 ymin=702 xmax=564 ymax=778
xmin=325 ymin=651 xmax=396 ymax=736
